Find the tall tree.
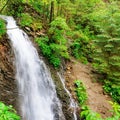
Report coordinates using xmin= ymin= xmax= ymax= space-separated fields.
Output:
xmin=50 ymin=1 xmax=54 ymax=22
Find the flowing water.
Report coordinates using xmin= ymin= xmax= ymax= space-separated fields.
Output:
xmin=57 ymin=72 xmax=78 ymax=120
xmin=0 ymin=15 xmax=65 ymax=120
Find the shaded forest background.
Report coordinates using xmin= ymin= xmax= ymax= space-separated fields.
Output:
xmin=0 ymin=0 xmax=120 ymax=120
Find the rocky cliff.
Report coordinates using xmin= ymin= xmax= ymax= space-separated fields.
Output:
xmin=0 ymin=35 xmax=18 ymax=108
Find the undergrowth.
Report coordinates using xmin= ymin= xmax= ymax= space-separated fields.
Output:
xmin=103 ymin=81 xmax=120 ymax=104
xmin=35 ymin=17 xmax=70 ymax=68
xmin=74 ymin=80 xmax=120 ymax=120
xmin=0 ymin=19 xmax=6 ymax=38
xmin=0 ymin=102 xmax=20 ymax=120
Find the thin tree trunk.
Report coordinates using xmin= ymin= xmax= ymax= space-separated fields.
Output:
xmin=50 ymin=1 xmax=54 ymax=23
xmin=57 ymin=3 xmax=60 ymax=16
xmin=43 ymin=2 xmax=46 ymax=21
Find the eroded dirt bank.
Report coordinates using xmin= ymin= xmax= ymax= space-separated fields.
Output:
xmin=65 ymin=59 xmax=113 ymax=118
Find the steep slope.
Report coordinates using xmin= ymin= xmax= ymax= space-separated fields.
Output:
xmin=0 ymin=36 xmax=18 ymax=108
xmin=65 ymin=59 xmax=113 ymax=118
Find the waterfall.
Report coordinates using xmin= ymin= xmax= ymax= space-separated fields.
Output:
xmin=57 ymin=73 xmax=78 ymax=120
xmin=1 ymin=15 xmax=65 ymax=120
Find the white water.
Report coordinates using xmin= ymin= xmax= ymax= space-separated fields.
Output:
xmin=1 ymin=15 xmax=65 ymax=120
xmin=57 ymin=73 xmax=78 ymax=120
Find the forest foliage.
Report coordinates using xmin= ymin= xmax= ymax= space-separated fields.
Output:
xmin=0 ymin=102 xmax=20 ymax=120
xmin=0 ymin=0 xmax=120 ymax=119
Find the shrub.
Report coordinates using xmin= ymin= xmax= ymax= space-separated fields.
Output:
xmin=0 ymin=102 xmax=20 ymax=120
xmin=80 ymin=106 xmax=102 ymax=120
xmin=36 ymin=17 xmax=70 ymax=68
xmin=20 ymin=13 xmax=33 ymax=27
xmin=35 ymin=36 xmax=51 ymax=56
xmin=103 ymin=81 xmax=120 ymax=103
xmin=49 ymin=54 xmax=61 ymax=68
xmin=74 ymin=80 xmax=87 ymax=105
xmin=35 ymin=37 xmax=61 ymax=68
xmin=70 ymin=30 xmax=92 ymax=64
xmin=7 ymin=0 xmax=23 ymax=16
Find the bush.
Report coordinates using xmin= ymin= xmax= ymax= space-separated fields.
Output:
xmin=74 ymin=80 xmax=87 ymax=105
xmin=20 ymin=13 xmax=33 ymax=27
xmin=36 ymin=17 xmax=70 ymax=68
xmin=35 ymin=36 xmax=51 ymax=56
xmin=35 ymin=37 xmax=61 ymax=68
xmin=0 ymin=102 xmax=20 ymax=120
xmin=103 ymin=81 xmax=120 ymax=103
xmin=7 ymin=0 xmax=23 ymax=16
xmin=70 ymin=30 xmax=92 ymax=64
xmin=49 ymin=54 xmax=61 ymax=68
xmin=80 ymin=106 xmax=102 ymax=120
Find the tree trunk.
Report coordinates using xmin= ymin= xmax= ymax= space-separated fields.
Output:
xmin=50 ymin=1 xmax=54 ymax=23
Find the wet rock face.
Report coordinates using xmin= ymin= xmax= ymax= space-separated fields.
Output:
xmin=0 ymin=35 xmax=18 ymax=108
xmin=50 ymin=67 xmax=73 ymax=120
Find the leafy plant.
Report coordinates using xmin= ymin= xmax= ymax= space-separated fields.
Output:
xmin=20 ymin=13 xmax=33 ymax=27
xmin=80 ymin=106 xmax=102 ymax=120
xmin=36 ymin=17 xmax=70 ymax=68
xmin=0 ymin=19 xmax=6 ymax=38
xmin=71 ymin=30 xmax=92 ymax=64
xmin=6 ymin=0 xmax=23 ymax=16
xmin=103 ymin=82 xmax=120 ymax=103
xmin=35 ymin=36 xmax=61 ymax=68
xmin=49 ymin=54 xmax=61 ymax=68
xmin=109 ymin=101 xmax=120 ymax=117
xmin=36 ymin=36 xmax=51 ymax=56
xmin=0 ymin=102 xmax=20 ymax=120
xmin=48 ymin=17 xmax=70 ymax=46
xmin=74 ymin=80 xmax=87 ymax=105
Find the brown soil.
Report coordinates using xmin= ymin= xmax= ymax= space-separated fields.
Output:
xmin=65 ymin=58 xmax=113 ymax=118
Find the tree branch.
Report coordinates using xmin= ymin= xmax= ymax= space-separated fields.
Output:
xmin=0 ymin=0 xmax=9 ymax=13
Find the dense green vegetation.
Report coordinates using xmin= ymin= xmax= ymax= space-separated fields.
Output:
xmin=0 ymin=0 xmax=120 ymax=119
xmin=36 ymin=17 xmax=70 ymax=67
xmin=0 ymin=102 xmax=20 ymax=120
xmin=0 ymin=19 xmax=6 ymax=38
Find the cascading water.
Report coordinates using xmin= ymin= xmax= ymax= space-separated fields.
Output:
xmin=57 ymin=73 xmax=78 ymax=120
xmin=0 ymin=15 xmax=65 ymax=120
